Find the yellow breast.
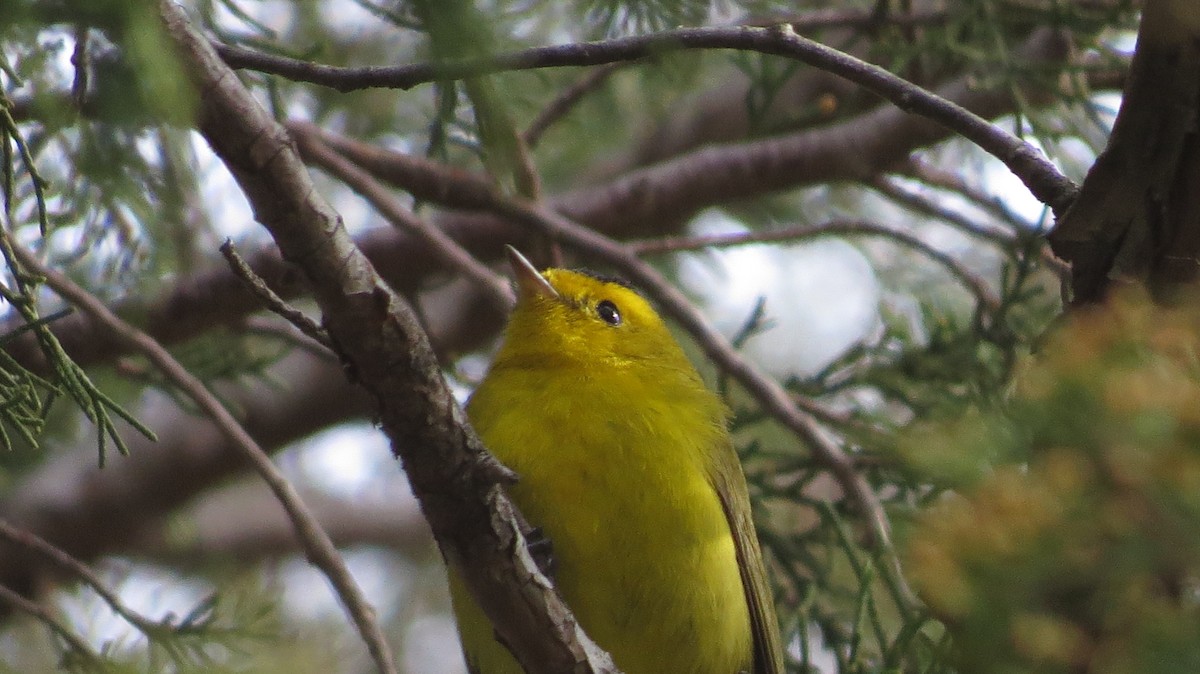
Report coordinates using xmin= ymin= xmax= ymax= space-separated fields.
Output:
xmin=449 ymin=260 xmax=754 ymax=673
xmin=452 ymin=350 xmax=753 ymax=672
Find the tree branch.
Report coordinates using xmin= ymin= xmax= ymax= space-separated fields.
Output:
xmin=1049 ymin=0 xmax=1200 ymax=302
xmin=900 ymin=157 xmax=1038 ymax=231
xmin=5 ymin=239 xmax=400 ymax=674
xmin=0 ymin=583 xmax=99 ymax=663
xmin=219 ymin=24 xmax=1077 ymax=215
xmin=219 ymin=241 xmax=335 ymax=351
xmin=0 ymin=27 xmax=1099 ymax=382
xmin=631 ymin=220 xmax=1002 ymax=313
xmin=523 ymin=62 xmax=629 ymax=148
xmin=0 ymin=280 xmax=500 ymax=610
xmin=159 ymin=3 xmax=615 ymax=672
xmin=289 ymin=123 xmax=515 ymax=311
xmin=0 ymin=518 xmax=190 ymax=639
xmin=868 ymin=177 xmax=1017 ymax=247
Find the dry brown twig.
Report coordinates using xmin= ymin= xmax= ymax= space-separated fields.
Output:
xmin=0 ymin=519 xmax=174 ymax=638
xmin=870 ymin=175 xmax=1070 ymax=278
xmin=4 ymin=237 xmax=399 ymax=674
xmin=0 ymin=583 xmax=98 ymax=662
xmin=219 ymin=241 xmax=336 ymax=351
xmin=868 ymin=177 xmax=1018 ymax=247
xmin=900 ymin=157 xmax=1038 ymax=231
xmin=631 ymin=220 xmax=1002 ymax=314
xmin=523 ymin=62 xmax=630 ymax=148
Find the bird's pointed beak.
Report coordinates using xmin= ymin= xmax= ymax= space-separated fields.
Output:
xmin=506 ymin=245 xmax=558 ymax=301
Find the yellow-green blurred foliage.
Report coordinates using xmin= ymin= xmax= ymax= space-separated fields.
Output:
xmin=901 ymin=289 xmax=1200 ymax=674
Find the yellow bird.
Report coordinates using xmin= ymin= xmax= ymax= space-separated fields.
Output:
xmin=449 ymin=247 xmax=784 ymax=674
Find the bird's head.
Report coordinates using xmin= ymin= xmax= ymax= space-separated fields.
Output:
xmin=496 ymin=247 xmax=688 ymax=372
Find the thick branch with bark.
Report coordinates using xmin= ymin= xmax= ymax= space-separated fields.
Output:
xmin=1050 ymin=0 xmax=1200 ymax=302
xmin=157 ymin=3 xmax=614 ymax=672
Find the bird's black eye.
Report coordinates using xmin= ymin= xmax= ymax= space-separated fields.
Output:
xmin=596 ymin=300 xmax=621 ymax=326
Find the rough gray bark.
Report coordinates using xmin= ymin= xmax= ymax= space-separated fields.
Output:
xmin=1051 ymin=0 xmax=1200 ymax=302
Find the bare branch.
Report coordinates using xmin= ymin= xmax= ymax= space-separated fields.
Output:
xmin=219 ymin=240 xmax=336 ymax=351
xmin=524 ymin=62 xmax=629 ymax=148
xmin=631 ymin=220 xmax=1002 ymax=313
xmin=873 ymin=173 xmax=1070 ymax=279
xmin=6 ymin=241 xmax=399 ymax=674
xmin=288 ymin=122 xmax=503 ymax=212
xmin=0 ymin=518 xmax=173 ymax=637
xmin=0 ymin=583 xmax=98 ymax=662
xmin=900 ymin=157 xmax=1037 ymax=231
xmin=868 ymin=177 xmax=1017 ymax=246
xmin=219 ymin=24 xmax=1077 ymax=215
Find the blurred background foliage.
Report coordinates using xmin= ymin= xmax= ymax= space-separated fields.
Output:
xmin=6 ymin=0 xmax=1193 ymax=673
xmin=904 ymin=291 xmax=1200 ymax=673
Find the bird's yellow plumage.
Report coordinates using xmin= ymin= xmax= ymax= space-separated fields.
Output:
xmin=450 ymin=248 xmax=783 ymax=674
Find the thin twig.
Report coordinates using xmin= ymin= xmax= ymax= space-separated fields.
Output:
xmin=868 ymin=177 xmax=1017 ymax=247
xmin=7 ymin=242 xmax=399 ymax=674
xmin=289 ymin=121 xmax=501 ymax=211
xmin=631 ymin=220 xmax=1001 ymax=313
xmin=524 ymin=62 xmax=629 ymax=148
xmin=289 ymin=124 xmax=515 ymax=311
xmin=510 ymin=121 xmax=543 ymax=201
xmin=219 ymin=240 xmax=336 ymax=351
xmin=216 ymin=24 xmax=1078 ymax=215
xmin=0 ymin=583 xmax=99 ymax=662
xmin=900 ymin=157 xmax=1036 ymax=231
xmin=0 ymin=518 xmax=166 ymax=636
xmin=870 ymin=176 xmax=1070 ymax=278
xmin=240 ymin=316 xmax=340 ymax=362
